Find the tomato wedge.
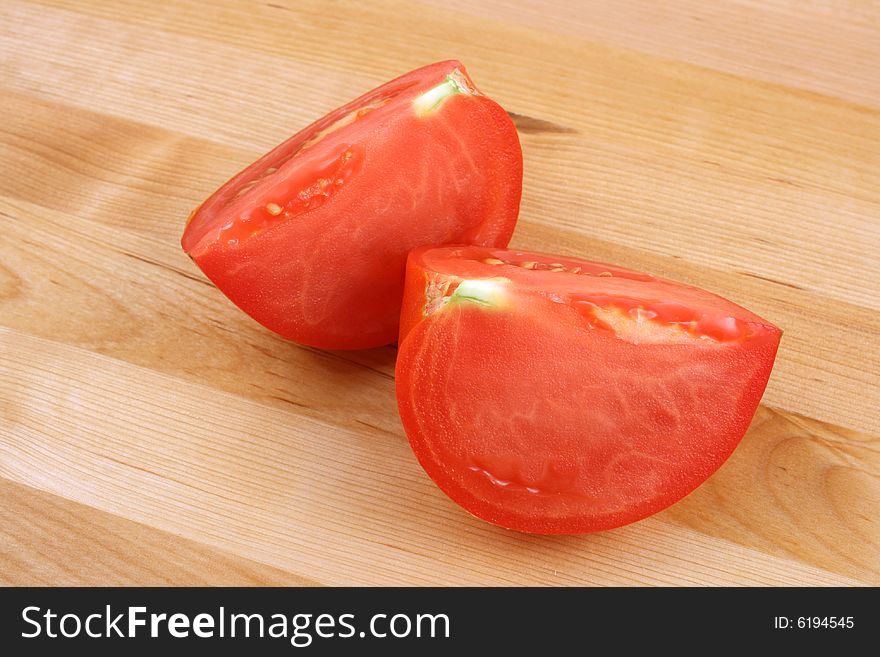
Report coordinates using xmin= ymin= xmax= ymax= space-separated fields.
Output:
xmin=182 ymin=61 xmax=521 ymax=349
xmin=396 ymin=246 xmax=782 ymax=534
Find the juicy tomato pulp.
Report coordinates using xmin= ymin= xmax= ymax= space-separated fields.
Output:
xmin=396 ymin=246 xmax=781 ymax=534
xmin=181 ymin=61 xmax=522 ymax=349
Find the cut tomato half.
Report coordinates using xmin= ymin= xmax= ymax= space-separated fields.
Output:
xmin=396 ymin=246 xmax=782 ymax=534
xmin=182 ymin=61 xmax=522 ymax=349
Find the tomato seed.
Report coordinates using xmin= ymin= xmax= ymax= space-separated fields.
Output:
xmin=235 ymin=180 xmax=259 ymax=198
xmin=521 ymin=261 xmax=537 ymax=269
xmin=266 ymin=203 xmax=282 ymax=215
xmin=482 ymin=258 xmax=505 ymax=265
xmin=598 ymin=271 xmax=613 ymax=277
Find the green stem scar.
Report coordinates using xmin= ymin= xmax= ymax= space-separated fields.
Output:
xmin=449 ymin=279 xmax=509 ymax=308
xmin=412 ymin=70 xmax=477 ymax=116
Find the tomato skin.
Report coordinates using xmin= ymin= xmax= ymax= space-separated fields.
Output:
xmin=396 ymin=246 xmax=782 ymax=534
xmin=182 ymin=61 xmax=522 ymax=349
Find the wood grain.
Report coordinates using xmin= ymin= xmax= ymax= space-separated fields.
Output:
xmin=0 ymin=327 xmax=863 ymax=586
xmin=0 ymin=479 xmax=318 ymax=586
xmin=0 ymin=0 xmax=877 ymax=585
xmin=422 ymin=0 xmax=880 ymax=107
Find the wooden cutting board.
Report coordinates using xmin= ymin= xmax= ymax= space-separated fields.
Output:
xmin=1 ymin=0 xmax=877 ymax=586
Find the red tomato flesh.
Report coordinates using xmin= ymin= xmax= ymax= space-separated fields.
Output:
xmin=396 ymin=246 xmax=782 ymax=534
xmin=182 ymin=61 xmax=522 ymax=349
